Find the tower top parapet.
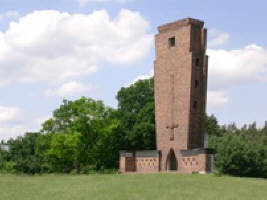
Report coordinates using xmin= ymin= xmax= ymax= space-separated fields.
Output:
xmin=158 ymin=18 xmax=204 ymax=33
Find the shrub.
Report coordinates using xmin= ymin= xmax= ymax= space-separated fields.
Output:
xmin=3 ymin=162 xmax=16 ymax=174
xmin=210 ymin=133 xmax=267 ymax=178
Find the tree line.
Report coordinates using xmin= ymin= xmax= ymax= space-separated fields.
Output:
xmin=0 ymin=77 xmax=266 ymax=178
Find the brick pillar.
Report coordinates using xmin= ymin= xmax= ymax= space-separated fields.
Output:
xmin=119 ymin=155 xmax=126 ymax=173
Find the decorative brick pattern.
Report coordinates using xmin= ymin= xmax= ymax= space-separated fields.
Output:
xmin=119 ymin=151 xmax=160 ymax=173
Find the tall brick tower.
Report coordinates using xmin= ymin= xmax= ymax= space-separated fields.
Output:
xmin=154 ymin=18 xmax=211 ymax=172
xmin=119 ymin=18 xmax=213 ymax=174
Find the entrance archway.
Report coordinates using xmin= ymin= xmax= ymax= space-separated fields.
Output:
xmin=166 ymin=149 xmax=177 ymax=171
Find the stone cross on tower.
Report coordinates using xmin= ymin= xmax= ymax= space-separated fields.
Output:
xmin=166 ymin=74 xmax=178 ymax=141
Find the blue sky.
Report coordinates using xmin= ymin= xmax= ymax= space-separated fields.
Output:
xmin=0 ymin=0 xmax=267 ymax=141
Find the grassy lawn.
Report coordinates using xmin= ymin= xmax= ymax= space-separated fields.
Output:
xmin=0 ymin=173 xmax=266 ymax=200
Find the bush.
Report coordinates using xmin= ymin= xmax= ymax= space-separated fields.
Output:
xmin=210 ymin=133 xmax=267 ymax=178
xmin=79 ymin=165 xmax=97 ymax=174
xmin=2 ymin=162 xmax=16 ymax=174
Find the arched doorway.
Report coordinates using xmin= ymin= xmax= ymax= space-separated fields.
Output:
xmin=166 ymin=149 xmax=177 ymax=171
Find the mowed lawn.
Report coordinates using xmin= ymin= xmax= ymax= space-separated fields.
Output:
xmin=0 ymin=173 xmax=266 ymax=200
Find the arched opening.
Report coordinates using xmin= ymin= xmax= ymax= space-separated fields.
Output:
xmin=166 ymin=149 xmax=177 ymax=171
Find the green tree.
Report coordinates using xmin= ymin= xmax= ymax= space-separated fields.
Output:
xmin=205 ymin=114 xmax=221 ymax=136
xmin=0 ymin=148 xmax=7 ymax=170
xmin=46 ymin=132 xmax=82 ymax=172
xmin=40 ymin=97 xmax=121 ymax=170
xmin=7 ymin=132 xmax=41 ymax=174
xmin=211 ymin=133 xmax=267 ymax=178
xmin=116 ymin=78 xmax=156 ymax=150
xmin=35 ymin=133 xmax=53 ymax=172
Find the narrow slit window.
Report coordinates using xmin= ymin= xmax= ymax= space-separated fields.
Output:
xmin=195 ymin=58 xmax=200 ymax=66
xmin=195 ymin=80 xmax=199 ymax=88
xmin=193 ymin=100 xmax=198 ymax=109
xmin=168 ymin=37 xmax=175 ymax=47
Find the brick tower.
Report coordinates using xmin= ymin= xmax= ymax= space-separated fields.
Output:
xmin=154 ymin=18 xmax=212 ymax=172
xmin=119 ymin=18 xmax=213 ymax=174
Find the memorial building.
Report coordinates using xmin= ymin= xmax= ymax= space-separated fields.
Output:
xmin=119 ymin=18 xmax=214 ymax=174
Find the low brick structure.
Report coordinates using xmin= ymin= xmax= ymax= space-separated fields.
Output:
xmin=179 ymin=149 xmax=214 ymax=173
xmin=120 ymin=151 xmax=160 ymax=173
xmin=119 ymin=18 xmax=214 ymax=174
xmin=119 ymin=149 xmax=213 ymax=173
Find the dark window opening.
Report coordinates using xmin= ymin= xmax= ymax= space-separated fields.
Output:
xmin=196 ymin=58 xmax=200 ymax=66
xmin=195 ymin=80 xmax=199 ymax=88
xmin=193 ymin=100 xmax=198 ymax=109
xmin=168 ymin=37 xmax=175 ymax=47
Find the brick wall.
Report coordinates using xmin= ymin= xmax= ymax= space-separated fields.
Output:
xmin=179 ymin=149 xmax=214 ymax=173
xmin=154 ymin=18 xmax=209 ymax=170
xmin=119 ymin=151 xmax=160 ymax=173
xmin=135 ymin=156 xmax=160 ymax=173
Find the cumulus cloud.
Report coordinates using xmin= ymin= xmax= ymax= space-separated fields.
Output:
xmin=0 ymin=125 xmax=27 ymax=141
xmin=129 ymin=69 xmax=154 ymax=86
xmin=36 ymin=116 xmax=52 ymax=126
xmin=0 ymin=113 xmax=52 ymax=141
xmin=208 ymin=29 xmax=230 ymax=47
xmin=208 ymin=44 xmax=267 ymax=90
xmin=45 ymin=81 xmax=93 ymax=97
xmin=75 ymin=0 xmax=131 ymax=7
xmin=207 ymin=90 xmax=229 ymax=107
xmin=0 ymin=106 xmax=21 ymax=122
xmin=0 ymin=105 xmax=23 ymax=141
xmin=0 ymin=11 xmax=19 ymax=21
xmin=206 ymin=43 xmax=267 ymax=107
xmin=0 ymin=9 xmax=153 ymax=86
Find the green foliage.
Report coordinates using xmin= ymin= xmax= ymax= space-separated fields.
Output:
xmin=0 ymin=149 xmax=7 ymax=170
xmin=1 ymin=162 xmax=16 ymax=173
xmin=7 ymin=132 xmax=41 ymax=174
xmin=117 ymin=78 xmax=154 ymax=114
xmin=116 ymin=78 xmax=155 ymax=150
xmin=39 ymin=97 xmax=121 ymax=172
xmin=209 ymin=118 xmax=267 ymax=178
xmin=46 ymin=132 xmax=82 ymax=173
xmin=35 ymin=133 xmax=52 ymax=172
xmin=205 ymin=114 xmax=221 ymax=136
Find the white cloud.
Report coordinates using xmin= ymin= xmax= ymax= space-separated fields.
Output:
xmin=208 ymin=29 xmax=230 ymax=47
xmin=0 ymin=105 xmax=24 ymax=141
xmin=129 ymin=69 xmax=154 ymax=86
xmin=36 ymin=116 xmax=52 ymax=126
xmin=0 ymin=106 xmax=21 ymax=122
xmin=207 ymin=44 xmax=267 ymax=107
xmin=208 ymin=44 xmax=267 ymax=90
xmin=4 ymin=11 xmax=20 ymax=18
xmin=0 ymin=11 xmax=19 ymax=21
xmin=207 ymin=90 xmax=229 ymax=107
xmin=0 ymin=9 xmax=153 ymax=86
xmin=45 ymin=81 xmax=93 ymax=97
xmin=0 ymin=125 xmax=27 ymax=142
xmin=0 ymin=114 xmax=53 ymax=141
xmin=75 ymin=0 xmax=131 ymax=7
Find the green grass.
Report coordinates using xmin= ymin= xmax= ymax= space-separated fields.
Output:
xmin=0 ymin=173 xmax=266 ymax=200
